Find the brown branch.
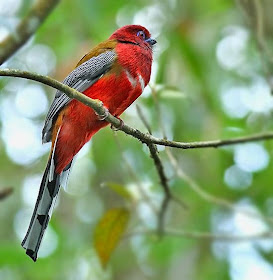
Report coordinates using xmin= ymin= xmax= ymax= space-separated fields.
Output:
xmin=135 ymin=103 xmax=172 ymax=234
xmin=135 ymin=102 xmax=171 ymax=233
xmin=135 ymin=103 xmax=187 ymax=234
xmin=150 ymin=132 xmax=273 ymax=149
xmin=1 ymin=69 xmax=273 ymax=150
xmin=2 ymin=70 xmax=273 ymax=228
xmin=126 ymin=228 xmax=273 ymax=242
xmin=0 ymin=0 xmax=60 ymax=64
xmin=147 ymin=143 xmax=172 ymax=235
xmin=0 ymin=187 xmax=13 ymax=201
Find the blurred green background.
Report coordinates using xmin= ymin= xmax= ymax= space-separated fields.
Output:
xmin=1 ymin=0 xmax=273 ymax=279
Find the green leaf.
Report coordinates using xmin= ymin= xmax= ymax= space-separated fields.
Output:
xmin=94 ymin=208 xmax=130 ymax=267
xmin=159 ymin=88 xmax=186 ymax=99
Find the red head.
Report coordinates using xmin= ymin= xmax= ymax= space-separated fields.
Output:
xmin=109 ymin=25 xmax=157 ymax=50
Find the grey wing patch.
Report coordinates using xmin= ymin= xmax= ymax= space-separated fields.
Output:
xmin=42 ymin=50 xmax=116 ymax=143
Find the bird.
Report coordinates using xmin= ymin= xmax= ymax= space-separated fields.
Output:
xmin=21 ymin=24 xmax=156 ymax=261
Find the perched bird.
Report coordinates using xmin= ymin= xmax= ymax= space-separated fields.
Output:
xmin=21 ymin=25 xmax=156 ymax=261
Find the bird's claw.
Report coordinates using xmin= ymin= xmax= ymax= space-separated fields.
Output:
xmin=96 ymin=108 xmax=109 ymax=121
xmin=111 ymin=117 xmax=124 ymax=131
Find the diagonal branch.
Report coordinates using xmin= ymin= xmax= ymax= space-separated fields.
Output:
xmin=166 ymin=148 xmax=273 ymax=225
xmin=0 ymin=0 xmax=60 ymax=64
xmin=1 ymin=69 xmax=273 ymax=150
xmin=0 ymin=187 xmax=13 ymax=201
xmin=136 ymin=104 xmax=152 ymax=135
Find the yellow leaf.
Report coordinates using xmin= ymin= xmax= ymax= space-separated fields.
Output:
xmin=94 ymin=208 xmax=130 ymax=267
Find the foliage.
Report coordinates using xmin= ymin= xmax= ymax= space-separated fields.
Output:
xmin=1 ymin=0 xmax=273 ymax=280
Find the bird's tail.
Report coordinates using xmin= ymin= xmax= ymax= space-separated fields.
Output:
xmin=21 ymin=141 xmax=74 ymax=261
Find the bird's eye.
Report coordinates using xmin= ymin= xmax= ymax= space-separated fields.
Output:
xmin=137 ymin=30 xmax=145 ymax=40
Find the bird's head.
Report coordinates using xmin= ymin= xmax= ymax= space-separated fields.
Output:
xmin=110 ymin=25 xmax=157 ymax=50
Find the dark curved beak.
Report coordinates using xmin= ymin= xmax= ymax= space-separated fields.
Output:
xmin=145 ymin=38 xmax=157 ymax=46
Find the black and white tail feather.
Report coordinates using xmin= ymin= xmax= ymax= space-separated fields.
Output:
xmin=21 ymin=128 xmax=74 ymax=262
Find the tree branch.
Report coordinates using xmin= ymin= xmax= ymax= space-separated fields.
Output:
xmin=165 ymin=148 xmax=273 ymax=225
xmin=0 ymin=0 xmax=60 ymax=64
xmin=1 ymin=68 xmax=273 ymax=150
xmin=135 ymin=103 xmax=187 ymax=234
xmin=147 ymin=143 xmax=172 ymax=235
xmin=126 ymin=228 xmax=273 ymax=242
xmin=136 ymin=104 xmax=152 ymax=135
xmin=0 ymin=187 xmax=13 ymax=201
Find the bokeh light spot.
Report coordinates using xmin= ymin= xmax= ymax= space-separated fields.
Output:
xmin=0 ymin=26 xmax=9 ymax=41
xmin=15 ymin=84 xmax=48 ymax=118
xmin=1 ymin=117 xmax=48 ymax=165
xmin=22 ymin=174 xmax=43 ymax=207
xmin=0 ymin=0 xmax=21 ymax=16
xmin=224 ymin=165 xmax=252 ymax=190
xmin=38 ymin=226 xmax=58 ymax=258
xmin=25 ymin=44 xmax=56 ymax=75
xmin=234 ymin=144 xmax=269 ymax=173
xmin=241 ymin=78 xmax=273 ymax=113
xmin=133 ymin=4 xmax=165 ymax=37
xmin=216 ymin=26 xmax=248 ymax=70
xmin=76 ymin=194 xmax=103 ymax=224
xmin=221 ymin=86 xmax=250 ymax=118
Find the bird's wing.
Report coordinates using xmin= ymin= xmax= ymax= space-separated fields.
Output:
xmin=42 ymin=50 xmax=117 ymax=143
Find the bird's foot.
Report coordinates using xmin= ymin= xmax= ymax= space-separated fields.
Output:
xmin=93 ymin=99 xmax=109 ymax=120
xmin=96 ymin=107 xmax=109 ymax=121
xmin=111 ymin=116 xmax=124 ymax=131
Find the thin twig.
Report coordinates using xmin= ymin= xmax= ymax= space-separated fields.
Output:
xmin=0 ymin=187 xmax=13 ymax=201
xmin=0 ymin=0 xmax=60 ymax=64
xmin=136 ymin=104 xmax=152 ymax=134
xmin=136 ymin=102 xmax=172 ymax=234
xmin=113 ymin=135 xmax=158 ymax=215
xmin=147 ymin=143 xmax=172 ymax=235
xmin=125 ymin=228 xmax=273 ymax=242
xmin=165 ymin=149 xmax=273 ymax=225
xmin=148 ymin=132 xmax=273 ymax=149
xmin=150 ymin=84 xmax=167 ymax=138
xmin=1 ymin=69 xmax=273 ymax=150
xmin=149 ymin=84 xmax=188 ymax=209
xmin=135 ymin=102 xmax=187 ymax=234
